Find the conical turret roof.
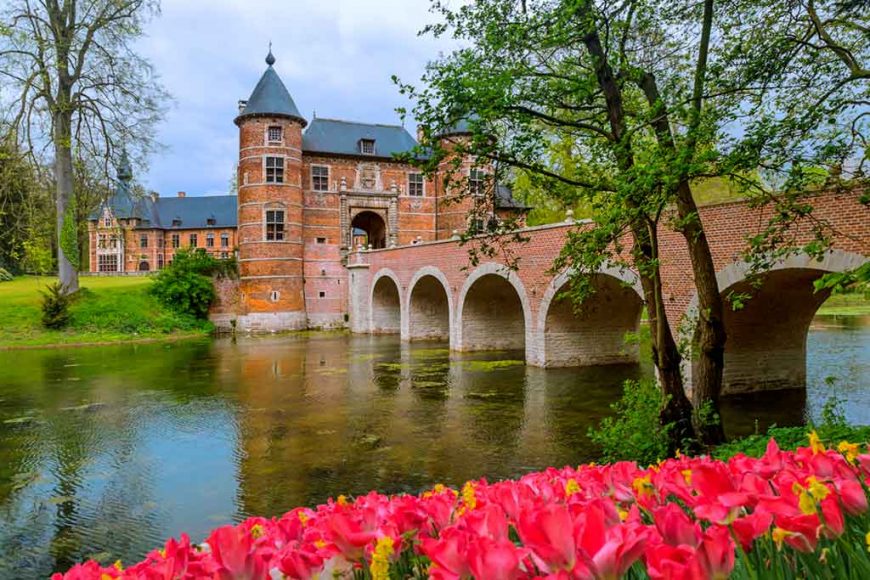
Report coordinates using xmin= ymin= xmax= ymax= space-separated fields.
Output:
xmin=235 ymin=50 xmax=306 ymax=126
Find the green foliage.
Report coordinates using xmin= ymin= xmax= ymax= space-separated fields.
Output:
xmin=0 ymin=267 xmax=12 ymax=282
xmin=40 ymin=282 xmax=74 ymax=329
xmin=588 ymin=379 xmax=672 ymax=466
xmin=713 ymin=396 xmax=869 ymax=460
xmin=150 ymin=248 xmax=237 ymax=319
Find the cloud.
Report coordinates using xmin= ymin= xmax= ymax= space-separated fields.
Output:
xmin=137 ymin=0 xmax=452 ymax=197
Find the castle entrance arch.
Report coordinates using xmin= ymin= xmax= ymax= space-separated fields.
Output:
xmin=350 ymin=210 xmax=387 ymax=249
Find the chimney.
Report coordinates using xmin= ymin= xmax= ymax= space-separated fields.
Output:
xmin=237 ymin=100 xmax=248 ymax=114
xmin=177 ymin=191 xmax=186 ymax=198
xmin=150 ymin=191 xmax=160 ymax=202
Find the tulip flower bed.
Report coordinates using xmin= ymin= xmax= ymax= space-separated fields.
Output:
xmin=55 ymin=434 xmax=870 ymax=579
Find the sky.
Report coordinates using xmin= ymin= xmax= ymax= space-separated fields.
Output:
xmin=137 ymin=0 xmax=453 ymax=197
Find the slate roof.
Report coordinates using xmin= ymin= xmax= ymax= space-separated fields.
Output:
xmin=235 ymin=52 xmax=306 ymax=126
xmin=303 ymin=118 xmax=418 ymax=158
xmin=93 ymin=193 xmax=238 ymax=230
xmin=435 ymin=113 xmax=478 ymax=138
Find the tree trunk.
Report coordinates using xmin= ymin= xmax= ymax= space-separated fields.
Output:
xmin=633 ymin=219 xmax=699 ymax=455
xmin=578 ymin=7 xmax=698 ymax=452
xmin=633 ymin=0 xmax=727 ymax=445
xmin=54 ymin=108 xmax=79 ymax=293
xmin=673 ymin=184 xmax=726 ymax=444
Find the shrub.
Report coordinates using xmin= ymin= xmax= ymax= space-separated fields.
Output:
xmin=150 ymin=249 xmax=236 ymax=319
xmin=0 ymin=267 xmax=12 ymax=282
xmin=40 ymin=282 xmax=75 ymax=329
xmin=587 ymin=379 xmax=672 ymax=465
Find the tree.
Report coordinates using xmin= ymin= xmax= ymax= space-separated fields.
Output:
xmin=0 ymin=0 xmax=168 ymax=292
xmin=399 ymin=0 xmax=865 ymax=447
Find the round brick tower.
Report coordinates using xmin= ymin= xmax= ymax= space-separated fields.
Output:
xmin=235 ymin=50 xmax=308 ymax=330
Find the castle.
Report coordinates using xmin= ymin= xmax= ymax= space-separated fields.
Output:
xmin=88 ymin=51 xmax=527 ymax=330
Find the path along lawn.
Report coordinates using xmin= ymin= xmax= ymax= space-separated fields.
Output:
xmin=0 ymin=276 xmax=212 ymax=349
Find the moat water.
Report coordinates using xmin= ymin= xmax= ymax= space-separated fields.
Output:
xmin=0 ymin=315 xmax=867 ymax=576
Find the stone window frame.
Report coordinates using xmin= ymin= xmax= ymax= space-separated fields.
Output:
xmin=264 ymin=202 xmax=286 ymax=242
xmin=311 ymin=164 xmax=330 ymax=191
xmin=206 ymin=233 xmax=215 ymax=247
xmin=139 ymin=234 xmax=149 ymax=248
xmin=266 ymin=125 xmax=283 ymax=144
xmin=189 ymin=233 xmax=198 ymax=247
xmin=264 ymin=155 xmax=285 ymax=184
xmin=408 ymin=172 xmax=424 ymax=197
xmin=171 ymin=233 xmax=180 ymax=248
xmin=220 ymin=232 xmax=230 ymax=247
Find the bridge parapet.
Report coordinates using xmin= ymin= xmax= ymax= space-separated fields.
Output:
xmin=350 ymin=189 xmax=868 ymax=394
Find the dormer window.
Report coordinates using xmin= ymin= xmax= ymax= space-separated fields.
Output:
xmin=267 ymin=126 xmax=282 ymax=143
xmin=206 ymin=217 xmax=216 ymax=226
xmin=103 ymin=215 xmax=112 ymax=227
xmin=359 ymin=139 xmax=375 ymax=155
xmin=172 ymin=218 xmax=182 ymax=227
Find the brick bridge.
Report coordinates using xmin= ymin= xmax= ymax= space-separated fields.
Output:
xmin=346 ymin=190 xmax=868 ymax=394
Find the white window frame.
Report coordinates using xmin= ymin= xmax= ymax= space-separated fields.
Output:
xmin=359 ymin=139 xmax=375 ymax=155
xmin=469 ymin=168 xmax=486 ymax=197
xmin=267 ymin=125 xmax=283 ymax=144
xmin=220 ymin=233 xmax=229 ymax=247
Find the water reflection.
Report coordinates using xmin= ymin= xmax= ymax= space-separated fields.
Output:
xmin=0 ymin=317 xmax=867 ymax=577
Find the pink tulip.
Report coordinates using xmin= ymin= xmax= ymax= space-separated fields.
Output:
xmin=654 ymin=504 xmax=701 ymax=547
xmin=517 ymin=503 xmax=576 ymax=572
xmin=467 ymin=536 xmax=525 ymax=580
xmin=696 ymin=526 xmax=734 ymax=580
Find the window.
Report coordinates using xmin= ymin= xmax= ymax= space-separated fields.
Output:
xmin=319 ymin=291 xmax=326 ymax=298
xmin=469 ymin=218 xmax=485 ymax=234
xmin=98 ymin=254 xmax=118 ymax=272
xmin=220 ymin=251 xmax=229 ymax=259
xmin=316 ymin=237 xmax=326 ymax=244
xmin=171 ymin=234 xmax=180 ymax=248
xmin=97 ymin=234 xmax=107 ymax=249
xmin=312 ymin=165 xmax=329 ymax=191
xmin=470 ymin=169 xmax=486 ymax=196
xmin=109 ymin=235 xmax=119 ymax=249
xmin=157 ymin=237 xmax=164 ymax=248
xmin=265 ymin=156 xmax=284 ymax=183
xmin=189 ymin=234 xmax=198 ymax=247
xmin=207 ymin=233 xmax=215 ymax=247
xmin=221 ymin=233 xmax=229 ymax=247
xmin=266 ymin=209 xmax=285 ymax=241
xmin=140 ymin=234 xmax=149 ymax=248
xmin=359 ymin=139 xmax=375 ymax=155
xmin=103 ymin=216 xmax=112 ymax=227
xmin=270 ymin=290 xmax=280 ymax=302
xmin=267 ymin=126 xmax=283 ymax=143
xmin=206 ymin=217 xmax=216 ymax=226
xmin=157 ymin=255 xmax=164 ymax=270
xmin=408 ymin=173 xmax=424 ymax=196
xmin=172 ymin=218 xmax=182 ymax=227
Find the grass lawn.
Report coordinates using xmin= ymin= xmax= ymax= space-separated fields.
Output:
xmin=0 ymin=276 xmax=212 ymax=348
xmin=816 ymin=290 xmax=870 ymax=316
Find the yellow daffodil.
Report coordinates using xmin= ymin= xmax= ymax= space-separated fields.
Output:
xmin=369 ymin=536 xmax=394 ymax=580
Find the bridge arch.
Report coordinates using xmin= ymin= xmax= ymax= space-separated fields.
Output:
xmin=405 ymin=266 xmax=453 ymax=342
xmin=370 ymin=268 xmax=402 ymax=334
xmin=454 ymin=263 xmax=532 ymax=357
xmin=684 ymin=249 xmax=867 ymax=394
xmin=533 ymin=266 xmax=644 ymax=367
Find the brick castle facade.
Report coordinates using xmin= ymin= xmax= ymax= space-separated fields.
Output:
xmin=88 ymin=51 xmax=526 ymax=330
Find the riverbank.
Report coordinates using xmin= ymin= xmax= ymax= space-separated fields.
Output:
xmin=817 ymin=290 xmax=870 ymax=316
xmin=0 ymin=276 xmax=212 ymax=349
